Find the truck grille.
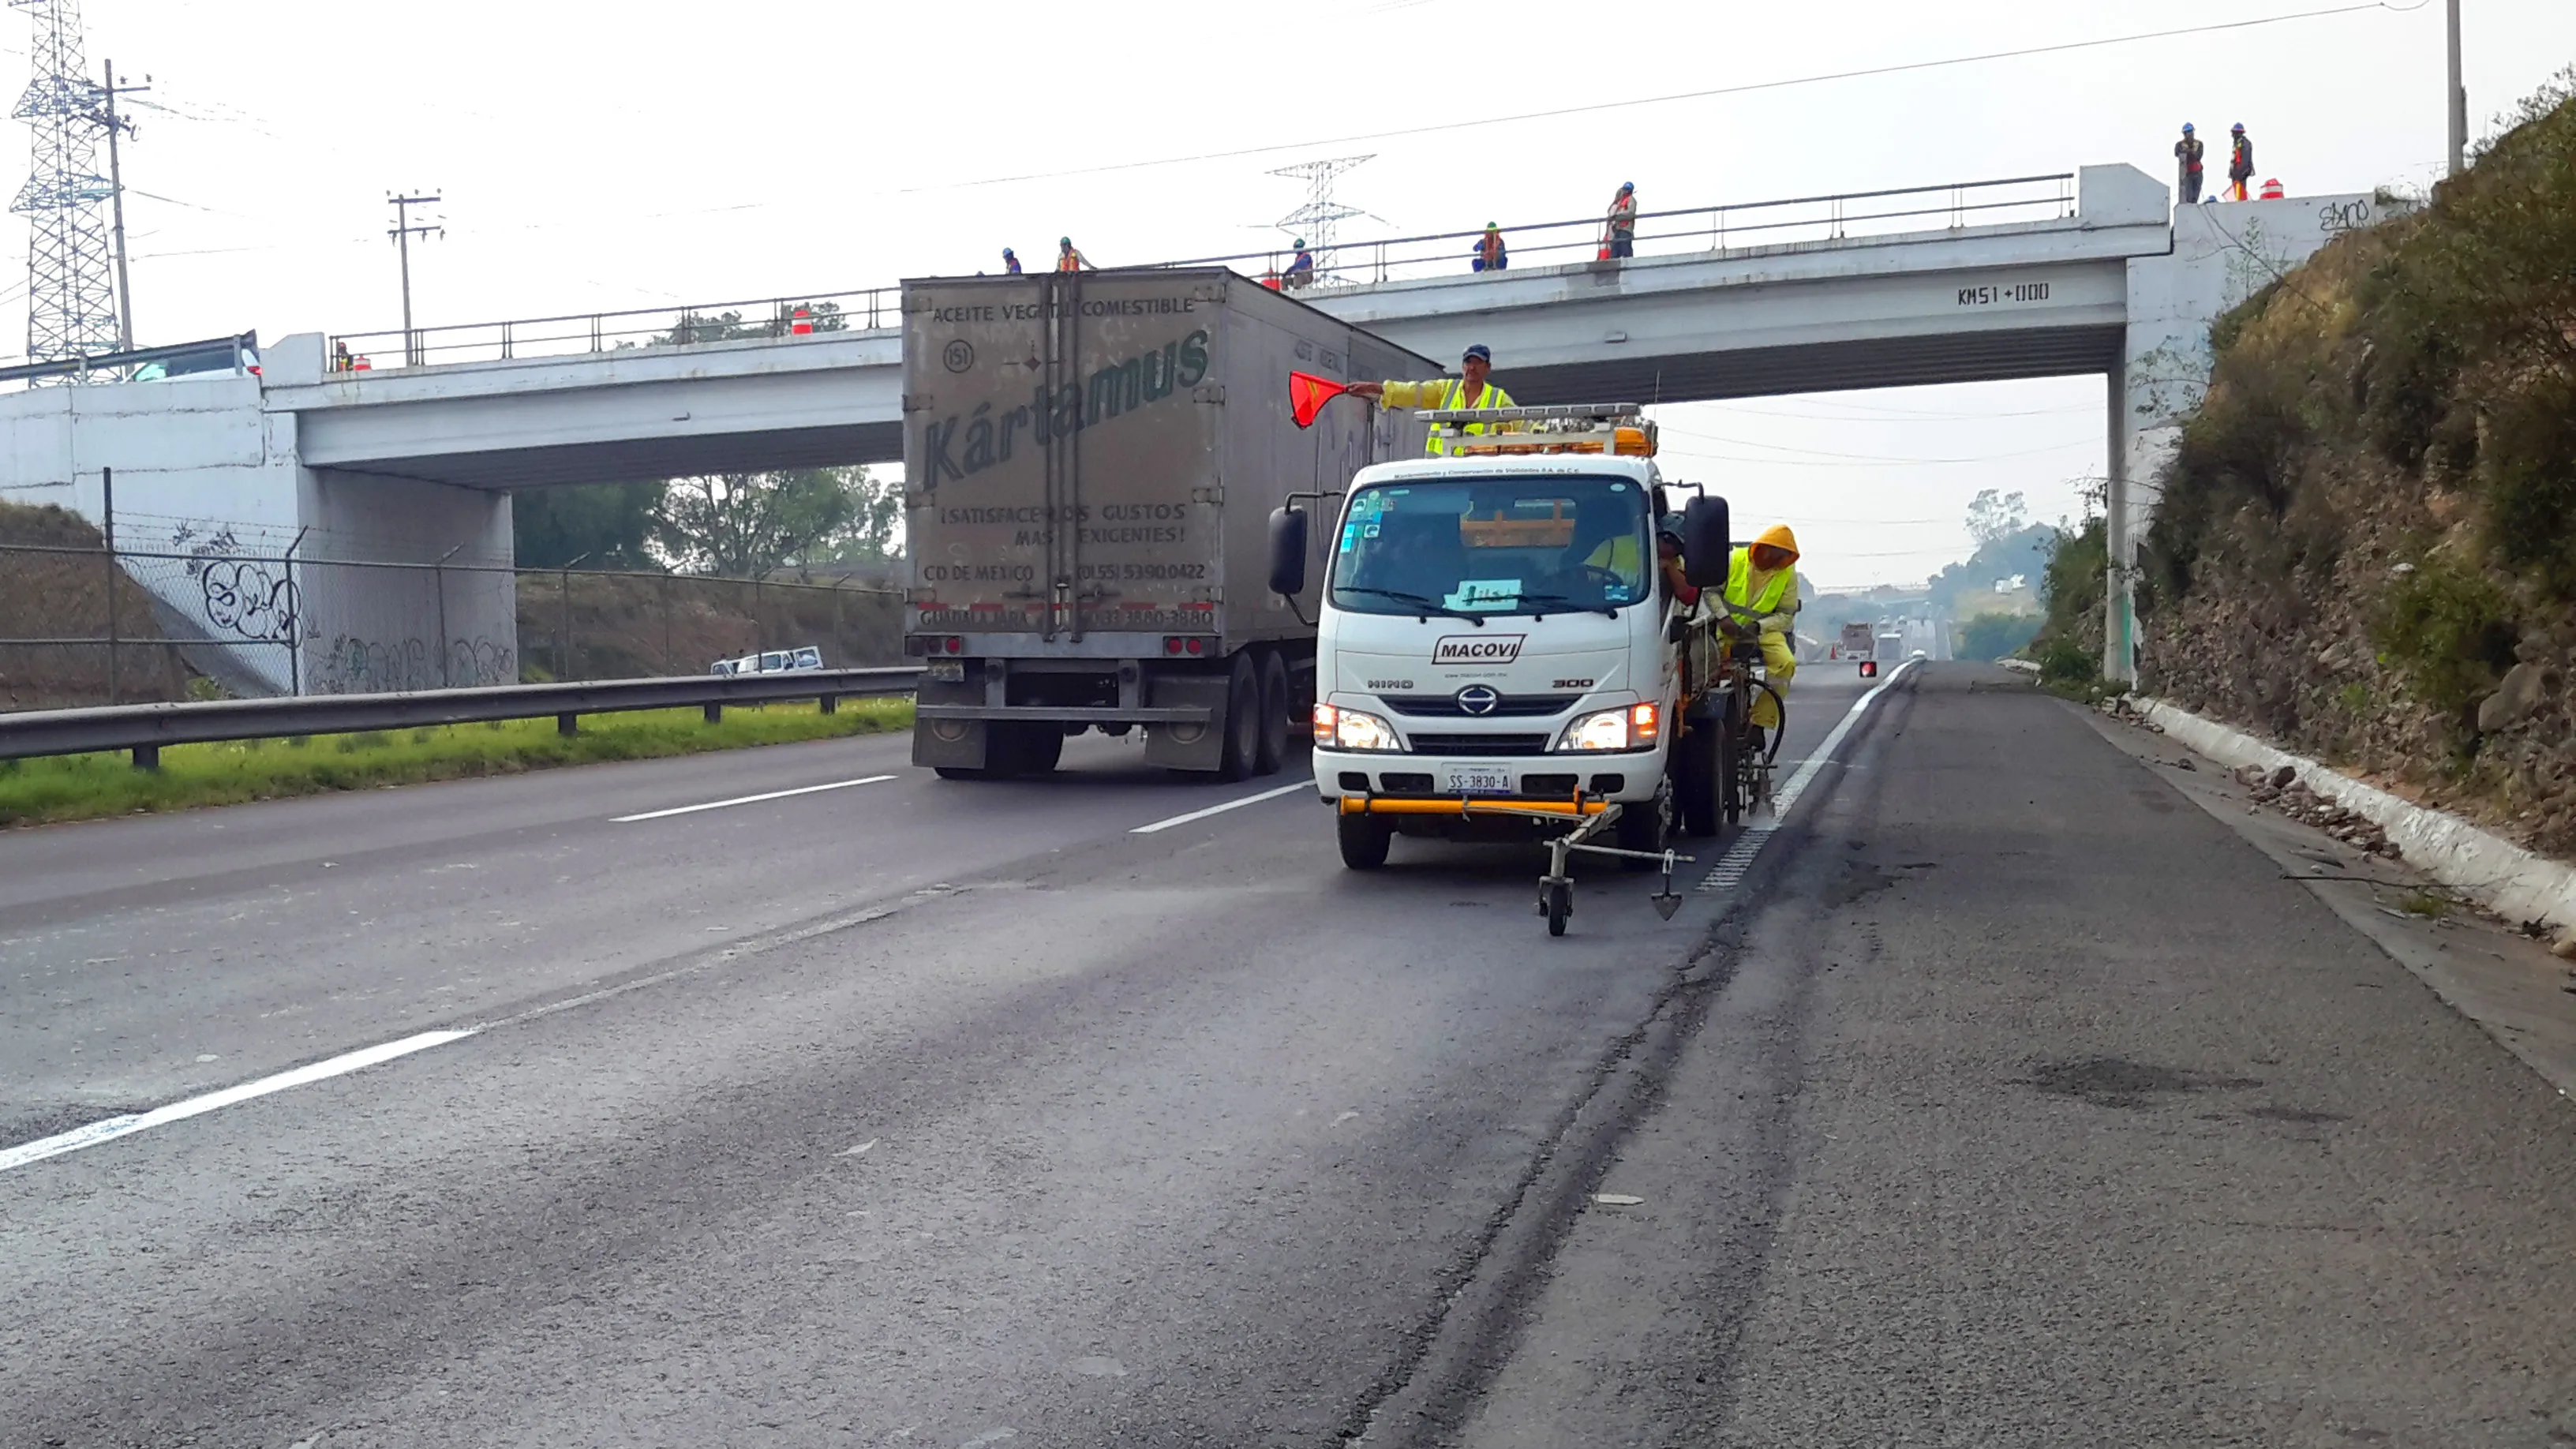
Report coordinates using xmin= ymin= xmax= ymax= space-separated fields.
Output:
xmin=1380 ymin=694 xmax=1577 ymax=718
xmin=1404 ymin=732 xmax=1553 ymax=757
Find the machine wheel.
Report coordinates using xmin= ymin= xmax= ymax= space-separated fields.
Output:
xmin=1719 ymin=717 xmax=1744 ymax=826
xmin=1543 ymin=880 xmax=1571 ymax=937
xmin=1254 ymin=650 xmax=1292 ymax=777
xmin=1614 ymin=780 xmax=1673 ymax=871
xmin=1675 ymin=718 xmax=1723 ymax=838
xmin=1337 ymin=812 xmax=1392 ymax=870
xmin=1218 ymin=652 xmax=1262 ymax=781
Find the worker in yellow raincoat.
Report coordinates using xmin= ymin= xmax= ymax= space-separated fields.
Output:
xmin=1720 ymin=524 xmax=1802 ymax=746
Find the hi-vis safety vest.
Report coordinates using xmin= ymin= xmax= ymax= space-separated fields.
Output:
xmin=1724 ymin=546 xmax=1795 ymax=627
xmin=1427 ymin=380 xmax=1512 ymax=455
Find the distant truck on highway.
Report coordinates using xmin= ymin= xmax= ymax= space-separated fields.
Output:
xmin=901 ymin=268 xmax=1439 ymax=778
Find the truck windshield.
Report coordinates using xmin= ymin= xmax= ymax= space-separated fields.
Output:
xmin=1329 ymin=475 xmax=1650 ymax=620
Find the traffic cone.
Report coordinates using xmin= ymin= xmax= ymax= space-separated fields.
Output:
xmin=2259 ymin=178 xmax=2284 ymax=200
xmin=791 ymin=307 xmax=814 ymax=335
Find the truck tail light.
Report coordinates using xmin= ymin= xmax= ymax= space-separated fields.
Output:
xmin=1859 ymin=660 xmax=1878 ymax=678
xmin=1163 ymin=635 xmax=1208 ymax=657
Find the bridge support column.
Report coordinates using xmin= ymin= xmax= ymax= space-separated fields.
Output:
xmin=2103 ymin=365 xmax=2135 ymax=686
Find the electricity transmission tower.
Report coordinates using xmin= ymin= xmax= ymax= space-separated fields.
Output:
xmin=10 ymin=0 xmax=120 ymax=370
xmin=1269 ymin=155 xmax=1372 ymax=280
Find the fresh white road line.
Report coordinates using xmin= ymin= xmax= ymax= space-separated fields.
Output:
xmin=613 ymin=774 xmax=897 ymax=823
xmin=1698 ymin=658 xmax=1920 ymax=895
xmin=0 ymin=1029 xmax=477 ymax=1175
xmin=1132 ymin=781 xmax=1315 ymax=834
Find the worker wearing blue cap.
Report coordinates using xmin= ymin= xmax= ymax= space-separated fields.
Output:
xmin=1346 ymin=343 xmax=1520 ymax=455
xmin=2174 ymin=125 xmax=2204 ymax=205
xmin=1605 ymin=182 xmax=1638 ymax=260
xmin=1002 ymin=247 xmax=1022 ymax=275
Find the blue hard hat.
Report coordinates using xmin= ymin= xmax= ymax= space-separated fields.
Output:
xmin=1619 ymin=182 xmax=1634 ymax=191
xmin=2232 ymin=122 xmax=2245 ymax=133
xmin=2181 ymin=122 xmax=2195 ymax=133
xmin=1002 ymin=247 xmax=1015 ymax=256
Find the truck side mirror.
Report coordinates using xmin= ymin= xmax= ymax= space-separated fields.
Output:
xmin=1682 ymin=496 xmax=1732 ymax=588
xmin=1267 ymin=506 xmax=1310 ymax=598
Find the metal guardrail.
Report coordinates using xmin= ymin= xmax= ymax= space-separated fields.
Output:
xmin=329 ymin=287 xmax=898 ymax=372
xmin=323 ymin=173 xmax=2076 ymax=372
xmin=0 ymin=665 xmax=921 ymax=769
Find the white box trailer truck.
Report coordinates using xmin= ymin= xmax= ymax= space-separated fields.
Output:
xmin=901 ymin=269 xmax=1439 ymax=778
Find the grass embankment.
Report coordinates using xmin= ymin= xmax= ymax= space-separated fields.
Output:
xmin=0 ymin=698 xmax=912 ymax=829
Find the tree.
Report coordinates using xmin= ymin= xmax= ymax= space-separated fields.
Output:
xmin=512 ymin=480 xmax=665 ymax=570
xmin=653 ymin=467 xmax=868 ymax=577
xmin=1956 ymin=612 xmax=2042 ymax=662
xmin=1965 ymin=488 xmax=2030 ymax=548
xmin=799 ymin=468 xmax=906 ymax=564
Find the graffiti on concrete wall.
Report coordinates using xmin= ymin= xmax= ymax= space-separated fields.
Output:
xmin=316 ymin=635 xmax=516 ymax=695
xmin=167 ymin=522 xmax=302 ymax=646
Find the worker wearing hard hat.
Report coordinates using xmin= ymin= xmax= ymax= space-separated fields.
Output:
xmin=1604 ymin=182 xmax=1638 ymax=260
xmin=1345 ymin=343 xmax=1519 ymax=455
xmin=1057 ymin=237 xmax=1091 ymax=271
xmin=2174 ymin=124 xmax=2204 ymax=205
xmin=1720 ymin=525 xmax=1803 ymax=744
xmin=2226 ymin=124 xmax=2255 ymax=202
xmin=1002 ymin=247 xmax=1023 ymax=275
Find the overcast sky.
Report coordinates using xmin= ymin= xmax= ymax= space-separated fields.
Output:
xmin=11 ymin=0 xmax=2574 ymax=584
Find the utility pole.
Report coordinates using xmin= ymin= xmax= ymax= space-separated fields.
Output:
xmin=2445 ymin=0 xmax=2467 ymax=178
xmin=387 ymin=190 xmax=441 ymax=365
xmin=94 ymin=58 xmax=146 ymax=351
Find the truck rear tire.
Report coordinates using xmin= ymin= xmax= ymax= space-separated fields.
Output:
xmin=1218 ymin=653 xmax=1262 ymax=781
xmin=1255 ymin=650 xmax=1291 ymax=777
xmin=1337 ymin=812 xmax=1392 ymax=870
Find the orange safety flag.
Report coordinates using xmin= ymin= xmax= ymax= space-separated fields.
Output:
xmin=1289 ymin=371 xmax=1350 ymax=429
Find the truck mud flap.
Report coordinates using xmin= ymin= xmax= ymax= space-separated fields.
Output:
xmin=913 ymin=716 xmax=989 ymax=770
xmin=1142 ymin=675 xmax=1230 ymax=772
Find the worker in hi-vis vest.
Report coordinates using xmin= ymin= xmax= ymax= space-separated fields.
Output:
xmin=1720 ymin=524 xmax=1803 ymax=744
xmin=1346 ymin=343 xmax=1519 ymax=455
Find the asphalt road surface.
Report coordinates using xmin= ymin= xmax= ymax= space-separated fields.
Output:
xmin=5 ymin=665 xmax=2572 ymax=1447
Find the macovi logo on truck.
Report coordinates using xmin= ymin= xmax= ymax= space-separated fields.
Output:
xmin=917 ymin=328 xmax=1210 ymax=491
xmin=1434 ymin=635 xmax=1525 ymax=665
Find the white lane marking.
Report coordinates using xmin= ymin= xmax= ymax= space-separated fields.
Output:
xmin=1130 ymin=781 xmax=1313 ymax=834
xmin=0 ymin=1029 xmax=476 ymax=1175
xmin=613 ymin=774 xmax=896 ymax=823
xmin=1698 ymin=659 xmax=1919 ymax=895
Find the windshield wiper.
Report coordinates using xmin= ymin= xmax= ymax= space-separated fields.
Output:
xmin=1335 ymin=586 xmax=1488 ymax=624
xmin=1509 ymin=590 xmax=1621 ymax=620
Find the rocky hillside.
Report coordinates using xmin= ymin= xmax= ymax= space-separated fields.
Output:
xmin=2135 ymin=77 xmax=2576 ymax=856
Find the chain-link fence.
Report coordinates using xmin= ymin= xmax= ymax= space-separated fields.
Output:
xmin=0 ymin=541 xmax=905 ymax=713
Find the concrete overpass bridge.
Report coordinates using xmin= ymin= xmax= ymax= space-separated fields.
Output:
xmin=3 ymin=164 xmax=2396 ymax=690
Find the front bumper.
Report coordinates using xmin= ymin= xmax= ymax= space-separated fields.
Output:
xmin=1312 ymin=746 xmax=1661 ymax=806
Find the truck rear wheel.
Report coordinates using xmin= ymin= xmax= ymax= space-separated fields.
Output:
xmin=1218 ymin=653 xmax=1262 ymax=781
xmin=1337 ymin=812 xmax=1392 ymax=870
xmin=1255 ymin=650 xmax=1291 ymax=777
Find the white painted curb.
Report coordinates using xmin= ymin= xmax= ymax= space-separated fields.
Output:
xmin=2139 ymin=698 xmax=2576 ymax=931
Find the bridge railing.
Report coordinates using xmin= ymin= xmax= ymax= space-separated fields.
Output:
xmin=324 ymin=173 xmax=2075 ymax=373
xmin=1154 ymin=172 xmax=2076 ymax=291
xmin=327 ymin=286 xmax=900 ymax=373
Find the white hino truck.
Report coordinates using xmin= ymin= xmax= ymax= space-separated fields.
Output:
xmin=1268 ymin=405 xmax=1735 ymax=934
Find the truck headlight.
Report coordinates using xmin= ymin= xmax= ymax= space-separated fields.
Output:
xmin=1315 ymin=703 xmax=1400 ymax=752
xmin=1555 ymin=702 xmax=1657 ymax=752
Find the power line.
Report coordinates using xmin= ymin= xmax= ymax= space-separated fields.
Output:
xmin=900 ymin=1 xmax=2428 ymax=195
